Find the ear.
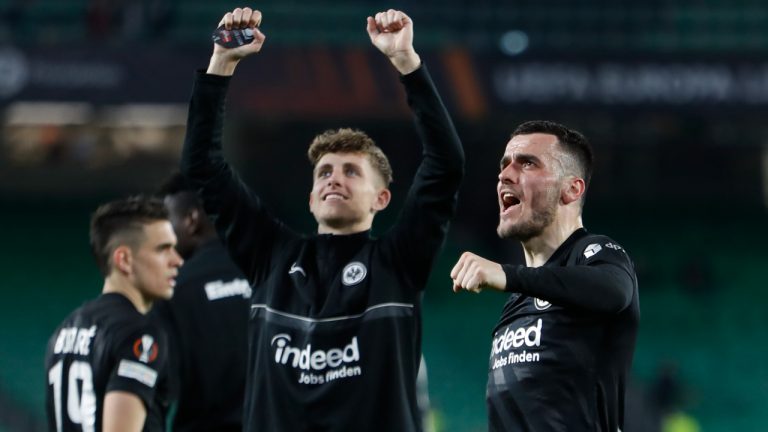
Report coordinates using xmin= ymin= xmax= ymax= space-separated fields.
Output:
xmin=561 ymin=177 xmax=586 ymax=205
xmin=372 ymin=188 xmax=392 ymax=212
xmin=185 ymin=209 xmax=200 ymax=234
xmin=112 ymin=245 xmax=133 ymax=275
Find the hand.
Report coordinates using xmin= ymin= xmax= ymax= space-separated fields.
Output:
xmin=207 ymin=7 xmax=266 ymax=76
xmin=366 ymin=9 xmax=421 ymax=75
xmin=450 ymin=252 xmax=507 ymax=293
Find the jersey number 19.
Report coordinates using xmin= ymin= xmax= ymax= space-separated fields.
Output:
xmin=48 ymin=360 xmax=97 ymax=432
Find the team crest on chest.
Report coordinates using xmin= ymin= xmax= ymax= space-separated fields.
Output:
xmin=533 ymin=298 xmax=552 ymax=311
xmin=342 ymin=262 xmax=367 ymax=286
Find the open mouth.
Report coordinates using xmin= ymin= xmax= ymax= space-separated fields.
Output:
xmin=323 ymin=192 xmax=347 ymax=201
xmin=500 ymin=192 xmax=521 ymax=211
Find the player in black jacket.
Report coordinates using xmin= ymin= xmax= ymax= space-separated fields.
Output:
xmin=181 ymin=7 xmax=463 ymax=431
xmin=45 ymin=196 xmax=183 ymax=432
xmin=451 ymin=121 xmax=640 ymax=432
xmin=151 ymin=173 xmax=250 ymax=432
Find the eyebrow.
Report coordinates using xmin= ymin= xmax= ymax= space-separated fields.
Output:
xmin=315 ymin=163 xmax=332 ymax=176
xmin=156 ymin=242 xmax=175 ymax=251
xmin=315 ymin=162 xmax=363 ymax=175
xmin=499 ymin=153 xmax=542 ymax=169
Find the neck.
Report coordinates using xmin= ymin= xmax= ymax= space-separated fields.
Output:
xmin=521 ymin=215 xmax=583 ymax=268
xmin=317 ymin=220 xmax=372 ymax=235
xmin=102 ymin=274 xmax=151 ymax=314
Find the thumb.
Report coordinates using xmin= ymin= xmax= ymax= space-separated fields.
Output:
xmin=366 ymin=16 xmax=379 ymax=39
xmin=252 ymin=27 xmax=266 ymax=44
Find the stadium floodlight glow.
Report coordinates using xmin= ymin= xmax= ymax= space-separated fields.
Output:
xmin=499 ymin=30 xmax=529 ymax=56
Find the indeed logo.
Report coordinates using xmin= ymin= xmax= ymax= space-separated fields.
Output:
xmin=271 ymin=334 xmax=360 ymax=371
xmin=491 ymin=319 xmax=542 ymax=356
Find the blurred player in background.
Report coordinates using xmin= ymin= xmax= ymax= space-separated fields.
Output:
xmin=151 ymin=172 xmax=250 ymax=432
xmin=181 ymin=6 xmax=463 ymax=431
xmin=450 ymin=121 xmax=640 ymax=432
xmin=45 ymin=196 xmax=182 ymax=431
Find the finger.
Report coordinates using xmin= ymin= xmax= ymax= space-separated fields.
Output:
xmin=375 ymin=12 xmax=385 ymax=30
xmin=251 ymin=9 xmax=262 ymax=27
xmin=465 ymin=272 xmax=482 ymax=293
xmin=454 ymin=251 xmax=477 ymax=277
xmin=451 ymin=258 xmax=470 ymax=285
xmin=399 ymin=10 xmax=412 ymax=25
xmin=366 ymin=16 xmax=378 ymax=37
xmin=449 ymin=256 xmax=465 ymax=279
xmin=391 ymin=10 xmax=406 ymax=30
xmin=386 ymin=9 xmax=398 ymax=29
xmin=221 ymin=12 xmax=233 ymax=30
xmin=232 ymin=8 xmax=243 ymax=28
xmin=456 ymin=263 xmax=475 ymax=292
xmin=242 ymin=7 xmax=253 ymax=28
xmin=452 ymin=280 xmax=462 ymax=293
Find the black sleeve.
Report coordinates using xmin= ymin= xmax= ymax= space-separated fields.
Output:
xmin=180 ymin=71 xmax=295 ymax=282
xmin=105 ymin=325 xmax=167 ymax=409
xmin=501 ymin=244 xmax=636 ymax=314
xmin=384 ymin=64 xmax=465 ymax=289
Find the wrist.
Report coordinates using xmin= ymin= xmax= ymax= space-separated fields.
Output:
xmin=389 ymin=50 xmax=421 ymax=75
xmin=207 ymin=53 xmax=240 ymax=76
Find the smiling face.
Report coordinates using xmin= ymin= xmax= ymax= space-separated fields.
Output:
xmin=309 ymin=152 xmax=391 ymax=234
xmin=496 ymin=133 xmax=567 ymax=241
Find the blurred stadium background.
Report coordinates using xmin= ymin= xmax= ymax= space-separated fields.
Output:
xmin=1 ymin=1 xmax=767 ymax=431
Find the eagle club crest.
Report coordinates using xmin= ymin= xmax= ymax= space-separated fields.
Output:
xmin=342 ymin=262 xmax=367 ymax=286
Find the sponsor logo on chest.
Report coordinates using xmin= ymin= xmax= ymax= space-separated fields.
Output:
xmin=490 ymin=319 xmax=543 ymax=369
xmin=270 ymin=333 xmax=363 ymax=385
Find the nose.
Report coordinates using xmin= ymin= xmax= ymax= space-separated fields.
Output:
xmin=172 ymin=249 xmax=184 ymax=268
xmin=498 ymin=163 xmax=518 ymax=184
xmin=326 ymin=168 xmax=343 ymax=186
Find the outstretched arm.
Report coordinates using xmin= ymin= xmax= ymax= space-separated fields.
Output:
xmin=450 ymin=252 xmax=635 ymax=314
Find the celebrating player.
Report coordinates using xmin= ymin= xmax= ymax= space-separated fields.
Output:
xmin=180 ymin=6 xmax=464 ymax=431
xmin=451 ymin=121 xmax=640 ymax=431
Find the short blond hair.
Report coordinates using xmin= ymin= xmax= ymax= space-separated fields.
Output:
xmin=307 ymin=128 xmax=393 ymax=186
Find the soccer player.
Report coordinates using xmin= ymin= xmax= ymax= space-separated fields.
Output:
xmin=151 ymin=173 xmax=250 ymax=432
xmin=45 ymin=196 xmax=183 ymax=432
xmin=181 ymin=7 xmax=464 ymax=431
xmin=450 ymin=121 xmax=640 ymax=432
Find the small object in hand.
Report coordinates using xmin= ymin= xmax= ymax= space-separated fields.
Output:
xmin=212 ymin=25 xmax=255 ymax=48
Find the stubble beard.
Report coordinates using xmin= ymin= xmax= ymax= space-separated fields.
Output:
xmin=497 ymin=190 xmax=558 ymax=242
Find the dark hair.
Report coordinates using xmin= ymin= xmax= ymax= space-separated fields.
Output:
xmin=157 ymin=171 xmax=202 ymax=213
xmin=307 ymin=128 xmax=393 ymax=186
xmin=89 ymin=195 xmax=168 ymax=277
xmin=512 ymin=120 xmax=594 ymax=191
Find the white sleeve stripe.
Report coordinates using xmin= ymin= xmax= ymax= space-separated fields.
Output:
xmin=117 ymin=359 xmax=158 ymax=388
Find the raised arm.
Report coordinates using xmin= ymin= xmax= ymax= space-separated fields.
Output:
xmin=369 ymin=10 xmax=465 ymax=288
xmin=180 ymin=7 xmax=290 ymax=281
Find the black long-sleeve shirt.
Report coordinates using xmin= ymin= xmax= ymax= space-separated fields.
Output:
xmin=45 ymin=294 xmax=170 ymax=432
xmin=488 ymin=228 xmax=640 ymax=432
xmin=181 ymin=64 xmax=463 ymax=431
xmin=150 ymin=240 xmax=250 ymax=432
